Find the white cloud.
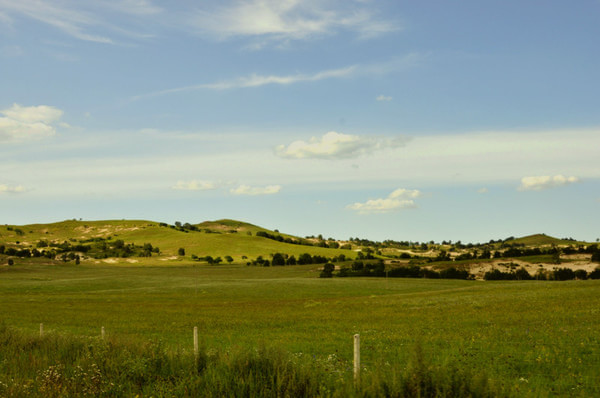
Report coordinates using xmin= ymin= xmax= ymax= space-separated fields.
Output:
xmin=518 ymin=175 xmax=579 ymax=191
xmin=275 ymin=131 xmax=408 ymax=159
xmin=172 ymin=180 xmax=216 ymax=191
xmin=0 ymin=184 xmax=25 ymax=194
xmin=0 ymin=104 xmax=64 ymax=142
xmin=477 ymin=187 xmax=488 ymax=194
xmin=188 ymin=0 xmax=398 ymax=45
xmin=376 ymin=95 xmax=392 ymax=101
xmin=347 ymin=188 xmax=421 ymax=214
xmin=230 ymin=184 xmax=281 ymax=196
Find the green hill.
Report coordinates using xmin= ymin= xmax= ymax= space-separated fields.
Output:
xmin=511 ymin=233 xmax=582 ymax=246
xmin=0 ymin=219 xmax=354 ymax=264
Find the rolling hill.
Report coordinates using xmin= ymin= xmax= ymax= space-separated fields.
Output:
xmin=0 ymin=219 xmax=354 ymax=264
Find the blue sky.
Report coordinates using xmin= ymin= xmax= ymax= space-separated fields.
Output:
xmin=1 ymin=0 xmax=599 ymax=243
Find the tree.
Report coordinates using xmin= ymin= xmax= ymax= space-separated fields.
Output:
xmin=178 ymin=247 xmax=185 ymax=256
xmin=352 ymin=261 xmax=364 ymax=271
xmin=298 ymin=253 xmax=313 ymax=265
xmin=225 ymin=255 xmax=234 ymax=264
xmin=271 ymin=253 xmax=286 ymax=266
xmin=8 ymin=259 xmax=14 ymax=266
xmin=320 ymin=262 xmax=334 ymax=278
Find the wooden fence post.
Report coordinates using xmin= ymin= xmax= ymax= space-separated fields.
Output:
xmin=101 ymin=326 xmax=105 ymax=340
xmin=40 ymin=323 xmax=44 ymax=337
xmin=193 ymin=326 xmax=199 ymax=358
xmin=354 ymin=334 xmax=360 ymax=383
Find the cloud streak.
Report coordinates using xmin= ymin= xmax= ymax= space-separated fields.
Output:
xmin=230 ymin=184 xmax=281 ymax=196
xmin=0 ymin=184 xmax=25 ymax=194
xmin=347 ymin=188 xmax=422 ymax=214
xmin=172 ymin=180 xmax=216 ymax=191
xmin=0 ymin=0 xmax=161 ymax=44
xmin=275 ymin=131 xmax=409 ymax=159
xmin=130 ymin=54 xmax=422 ymax=100
xmin=130 ymin=65 xmax=358 ymax=100
xmin=518 ymin=175 xmax=579 ymax=191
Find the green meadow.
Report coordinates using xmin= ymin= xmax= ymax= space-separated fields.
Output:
xmin=1 ymin=261 xmax=599 ymax=396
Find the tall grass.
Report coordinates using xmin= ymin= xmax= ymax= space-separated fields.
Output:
xmin=0 ymin=324 xmax=503 ymax=397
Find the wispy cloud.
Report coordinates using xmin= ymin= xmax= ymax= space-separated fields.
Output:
xmin=230 ymin=184 xmax=281 ymax=196
xmin=275 ymin=131 xmax=409 ymax=160
xmin=130 ymin=65 xmax=358 ymax=100
xmin=188 ymin=0 xmax=398 ymax=45
xmin=131 ymin=54 xmax=422 ymax=100
xmin=0 ymin=0 xmax=161 ymax=44
xmin=0 ymin=184 xmax=25 ymax=194
xmin=376 ymin=95 xmax=392 ymax=101
xmin=347 ymin=188 xmax=421 ymax=214
xmin=0 ymin=104 xmax=65 ymax=142
xmin=477 ymin=187 xmax=488 ymax=194
xmin=0 ymin=0 xmax=113 ymax=43
xmin=172 ymin=180 xmax=216 ymax=191
xmin=518 ymin=175 xmax=579 ymax=191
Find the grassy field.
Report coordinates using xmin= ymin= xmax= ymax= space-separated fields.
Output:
xmin=1 ymin=261 xmax=599 ymax=396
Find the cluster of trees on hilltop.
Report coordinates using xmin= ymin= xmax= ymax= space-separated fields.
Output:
xmin=247 ymin=252 xmax=348 ymax=267
xmin=254 ymin=231 xmax=331 ymax=248
xmin=336 ymin=261 xmax=472 ymax=280
xmin=484 ymin=267 xmax=600 ymax=281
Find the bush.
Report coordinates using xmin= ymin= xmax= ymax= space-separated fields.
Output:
xmin=438 ymin=267 xmax=470 ymax=280
xmin=574 ymin=269 xmax=588 ymax=280
xmin=551 ymin=268 xmax=576 ymax=281
xmin=589 ymin=267 xmax=600 ymax=279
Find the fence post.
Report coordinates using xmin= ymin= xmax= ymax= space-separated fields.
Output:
xmin=40 ymin=323 xmax=44 ymax=337
xmin=193 ymin=326 xmax=199 ymax=358
xmin=354 ymin=334 xmax=360 ymax=383
xmin=101 ymin=326 xmax=105 ymax=340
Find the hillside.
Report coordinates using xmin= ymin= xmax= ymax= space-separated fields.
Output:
xmin=510 ymin=233 xmax=582 ymax=246
xmin=0 ymin=219 xmax=354 ymax=264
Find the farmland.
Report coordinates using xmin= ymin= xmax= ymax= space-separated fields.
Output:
xmin=1 ymin=220 xmax=599 ymax=396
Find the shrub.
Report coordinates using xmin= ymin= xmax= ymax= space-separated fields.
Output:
xmin=589 ymin=267 xmax=600 ymax=279
xmin=551 ymin=268 xmax=576 ymax=281
xmin=574 ymin=269 xmax=588 ymax=280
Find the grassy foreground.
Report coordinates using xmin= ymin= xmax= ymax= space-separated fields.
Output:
xmin=1 ymin=262 xmax=599 ymax=396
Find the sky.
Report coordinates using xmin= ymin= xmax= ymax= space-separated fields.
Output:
xmin=1 ymin=0 xmax=599 ymax=243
